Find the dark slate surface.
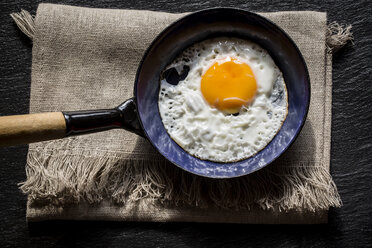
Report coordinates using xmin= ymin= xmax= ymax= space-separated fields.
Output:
xmin=0 ymin=0 xmax=371 ymax=247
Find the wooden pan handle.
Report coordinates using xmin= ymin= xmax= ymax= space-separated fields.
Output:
xmin=0 ymin=112 xmax=66 ymax=147
xmin=0 ymin=99 xmax=144 ymax=147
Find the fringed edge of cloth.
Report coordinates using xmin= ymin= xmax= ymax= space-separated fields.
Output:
xmin=11 ymin=10 xmax=354 ymax=52
xmin=10 ymin=9 xmax=35 ymax=40
xmin=20 ymin=148 xmax=341 ymax=212
xmin=326 ymin=21 xmax=353 ymax=53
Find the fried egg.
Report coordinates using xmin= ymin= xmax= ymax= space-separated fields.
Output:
xmin=158 ymin=37 xmax=288 ymax=162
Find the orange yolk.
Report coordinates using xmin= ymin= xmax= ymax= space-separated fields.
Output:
xmin=201 ymin=59 xmax=257 ymax=114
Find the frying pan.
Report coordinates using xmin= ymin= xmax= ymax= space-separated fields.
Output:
xmin=0 ymin=8 xmax=310 ymax=178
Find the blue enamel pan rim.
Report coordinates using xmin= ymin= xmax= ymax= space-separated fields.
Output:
xmin=133 ymin=7 xmax=311 ymax=178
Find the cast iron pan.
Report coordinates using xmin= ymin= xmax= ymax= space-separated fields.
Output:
xmin=0 ymin=8 xmax=310 ymax=178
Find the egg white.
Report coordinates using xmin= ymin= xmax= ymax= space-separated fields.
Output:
xmin=158 ymin=37 xmax=288 ymax=162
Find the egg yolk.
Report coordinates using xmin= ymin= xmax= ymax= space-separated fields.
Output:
xmin=201 ymin=59 xmax=257 ymax=114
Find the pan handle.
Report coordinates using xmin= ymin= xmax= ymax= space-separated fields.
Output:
xmin=0 ymin=98 xmax=144 ymax=147
xmin=0 ymin=112 xmax=66 ymax=146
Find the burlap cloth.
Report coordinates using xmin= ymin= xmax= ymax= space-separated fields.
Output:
xmin=13 ymin=3 xmax=350 ymax=224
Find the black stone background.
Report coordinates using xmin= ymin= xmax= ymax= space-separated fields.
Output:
xmin=0 ymin=0 xmax=371 ymax=247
